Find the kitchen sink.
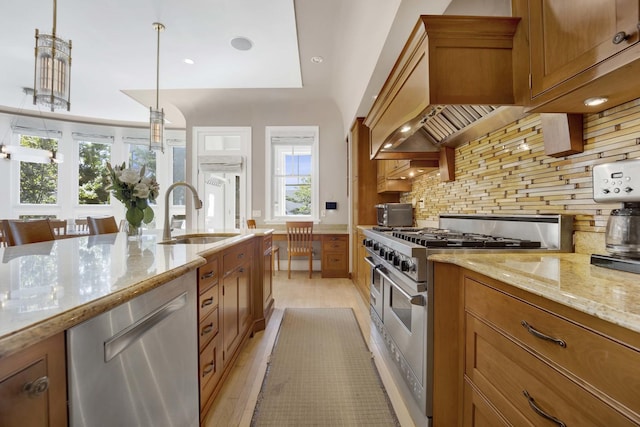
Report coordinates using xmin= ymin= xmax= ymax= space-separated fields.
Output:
xmin=159 ymin=233 xmax=240 ymax=245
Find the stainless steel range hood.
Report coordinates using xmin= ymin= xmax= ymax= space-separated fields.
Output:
xmin=382 ymin=105 xmax=526 ymax=155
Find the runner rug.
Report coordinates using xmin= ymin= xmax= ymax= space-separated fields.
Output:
xmin=251 ymin=308 xmax=400 ymax=426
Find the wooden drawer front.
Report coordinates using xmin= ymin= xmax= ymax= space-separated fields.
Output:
xmin=323 ymin=237 xmax=347 ymax=251
xmin=199 ymin=334 xmax=223 ymax=411
xmin=198 ymin=256 xmax=219 ymax=293
xmin=465 ymin=277 xmax=640 ymax=416
xmin=198 ymin=307 xmax=219 ymax=351
xmin=322 ymin=252 xmax=347 ymax=272
xmin=198 ymin=284 xmax=218 ymax=321
xmin=463 ymin=379 xmax=510 ymax=427
xmin=465 ymin=313 xmax=635 ymax=426
xmin=223 ymin=242 xmax=249 ymax=275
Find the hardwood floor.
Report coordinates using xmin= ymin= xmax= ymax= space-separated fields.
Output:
xmin=203 ymin=270 xmax=415 ymax=427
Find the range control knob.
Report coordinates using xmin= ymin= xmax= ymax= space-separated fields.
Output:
xmin=602 ymin=188 xmax=610 ymax=194
xmin=393 ymin=255 xmax=401 ymax=266
xmin=385 ymin=251 xmax=394 ymax=261
xmin=379 ymin=247 xmax=386 ymax=257
xmin=363 ymin=239 xmax=373 ymax=247
xmin=400 ymin=260 xmax=413 ymax=272
xmin=372 ymin=242 xmax=380 ymax=251
xmin=625 ymin=187 xmax=634 ymax=193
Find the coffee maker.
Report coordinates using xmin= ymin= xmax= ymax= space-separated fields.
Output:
xmin=591 ymin=159 xmax=640 ymax=273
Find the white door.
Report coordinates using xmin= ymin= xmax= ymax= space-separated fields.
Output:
xmin=193 ymin=127 xmax=251 ymax=231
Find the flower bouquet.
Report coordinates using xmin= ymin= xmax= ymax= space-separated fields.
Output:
xmin=106 ymin=162 xmax=160 ymax=237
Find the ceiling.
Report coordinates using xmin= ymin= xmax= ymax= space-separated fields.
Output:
xmin=0 ymin=0 xmax=509 ymax=132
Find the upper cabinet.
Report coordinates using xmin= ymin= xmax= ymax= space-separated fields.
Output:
xmin=514 ymin=0 xmax=640 ymax=113
xmin=364 ymin=15 xmax=521 ymax=162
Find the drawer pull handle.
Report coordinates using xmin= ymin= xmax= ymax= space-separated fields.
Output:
xmin=521 ymin=320 xmax=566 ymax=348
xmin=23 ymin=376 xmax=49 ymax=397
xmin=612 ymin=31 xmax=630 ymax=44
xmin=202 ymin=362 xmax=214 ymax=376
xmin=201 ymin=297 xmax=214 ymax=308
xmin=523 ymin=390 xmax=566 ymax=427
xmin=201 ymin=271 xmax=215 ymax=280
xmin=201 ymin=324 xmax=214 ymax=335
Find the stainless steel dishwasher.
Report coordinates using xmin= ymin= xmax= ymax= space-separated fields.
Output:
xmin=67 ymin=271 xmax=198 ymax=427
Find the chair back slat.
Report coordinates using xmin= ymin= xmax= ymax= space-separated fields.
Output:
xmin=286 ymin=221 xmax=313 ymax=253
xmin=49 ymin=219 xmax=67 ymax=236
xmin=247 ymin=219 xmax=257 ymax=229
xmin=87 ymin=216 xmax=119 ymax=235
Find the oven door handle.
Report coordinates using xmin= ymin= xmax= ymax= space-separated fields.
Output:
xmin=378 ymin=268 xmax=425 ymax=306
xmin=364 ymin=256 xmax=378 ymax=269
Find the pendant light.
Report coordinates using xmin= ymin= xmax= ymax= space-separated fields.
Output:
xmin=150 ymin=22 xmax=165 ymax=152
xmin=33 ymin=0 xmax=72 ymax=112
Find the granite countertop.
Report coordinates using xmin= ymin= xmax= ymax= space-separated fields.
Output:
xmin=430 ymin=253 xmax=640 ymax=335
xmin=0 ymin=229 xmax=271 ymax=359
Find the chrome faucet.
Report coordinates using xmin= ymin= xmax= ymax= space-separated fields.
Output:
xmin=163 ymin=182 xmax=203 ymax=240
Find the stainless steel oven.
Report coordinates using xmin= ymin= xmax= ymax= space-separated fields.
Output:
xmin=363 ymin=215 xmax=574 ymax=427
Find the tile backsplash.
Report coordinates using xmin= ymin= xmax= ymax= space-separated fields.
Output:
xmin=401 ymin=98 xmax=640 ymax=254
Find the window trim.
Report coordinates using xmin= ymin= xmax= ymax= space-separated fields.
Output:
xmin=264 ymin=126 xmax=319 ymax=223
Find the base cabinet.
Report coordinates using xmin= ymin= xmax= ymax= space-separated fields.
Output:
xmin=433 ymin=263 xmax=640 ymax=426
xmin=0 ymin=333 xmax=67 ymax=427
xmin=321 ymin=235 xmax=348 ymax=278
xmin=198 ymin=239 xmax=257 ymax=422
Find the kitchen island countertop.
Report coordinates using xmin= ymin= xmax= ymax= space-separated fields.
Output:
xmin=0 ymin=229 xmax=272 ymax=359
xmin=430 ymin=253 xmax=640 ymax=335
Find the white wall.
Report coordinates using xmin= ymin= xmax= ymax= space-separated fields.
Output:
xmin=183 ymin=96 xmax=348 ymax=225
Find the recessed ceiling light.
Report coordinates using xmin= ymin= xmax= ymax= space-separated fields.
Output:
xmin=230 ymin=37 xmax=253 ymax=51
xmin=310 ymin=56 xmax=323 ymax=64
xmin=584 ymin=97 xmax=608 ymax=107
xmin=184 ymin=58 xmax=194 ymax=65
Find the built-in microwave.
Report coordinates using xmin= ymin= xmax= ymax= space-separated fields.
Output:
xmin=375 ymin=203 xmax=413 ymax=227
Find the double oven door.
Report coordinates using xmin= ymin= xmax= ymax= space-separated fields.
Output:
xmin=365 ymin=252 xmax=430 ymax=415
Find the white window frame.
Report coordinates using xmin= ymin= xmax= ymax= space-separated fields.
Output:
xmin=265 ymin=126 xmax=319 ymax=223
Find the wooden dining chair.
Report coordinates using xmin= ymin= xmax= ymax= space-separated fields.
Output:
xmin=3 ymin=219 xmax=56 ymax=246
xmin=286 ymin=221 xmax=313 ymax=279
xmin=49 ymin=219 xmax=67 ymax=236
xmin=247 ymin=219 xmax=280 ymax=271
xmin=75 ymin=218 xmax=89 ymax=234
xmin=87 ymin=216 xmax=119 ymax=235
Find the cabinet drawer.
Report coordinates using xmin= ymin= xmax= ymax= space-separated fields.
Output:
xmin=466 ymin=313 xmax=635 ymax=426
xmin=465 ymin=277 xmax=640 ymax=417
xmin=198 ymin=256 xmax=219 ymax=293
xmin=198 ymin=284 xmax=218 ymax=321
xmin=223 ymin=242 xmax=249 ymax=275
xmin=198 ymin=307 xmax=219 ymax=351
xmin=199 ymin=334 xmax=223 ymax=411
xmin=322 ymin=237 xmax=347 ymax=251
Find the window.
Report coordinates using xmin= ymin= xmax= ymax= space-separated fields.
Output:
xmin=78 ymin=141 xmax=111 ymax=204
xmin=129 ymin=144 xmax=157 ymax=177
xmin=19 ymin=134 xmax=59 ymax=205
xmin=266 ymin=126 xmax=319 ymax=221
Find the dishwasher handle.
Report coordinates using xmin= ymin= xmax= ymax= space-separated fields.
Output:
xmin=104 ymin=292 xmax=188 ymax=362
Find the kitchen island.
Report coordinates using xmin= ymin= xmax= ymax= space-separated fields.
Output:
xmin=0 ymin=229 xmax=273 ymax=426
xmin=430 ymin=253 xmax=640 ymax=426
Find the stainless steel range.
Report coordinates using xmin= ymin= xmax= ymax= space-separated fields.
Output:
xmin=363 ymin=214 xmax=573 ymax=427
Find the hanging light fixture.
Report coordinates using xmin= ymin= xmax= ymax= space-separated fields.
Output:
xmin=149 ymin=22 xmax=165 ymax=152
xmin=33 ymin=0 xmax=72 ymax=112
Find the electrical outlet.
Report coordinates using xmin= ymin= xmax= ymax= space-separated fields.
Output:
xmin=419 ymin=199 xmax=425 ymax=208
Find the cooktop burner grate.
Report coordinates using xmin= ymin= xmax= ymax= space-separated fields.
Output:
xmin=391 ymin=229 xmax=542 ymax=249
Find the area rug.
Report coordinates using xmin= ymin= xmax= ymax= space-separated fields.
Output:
xmin=251 ymin=308 xmax=400 ymax=426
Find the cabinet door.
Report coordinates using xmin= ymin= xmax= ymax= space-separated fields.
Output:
xmin=222 ymin=270 xmax=240 ymax=360
xmin=529 ymin=0 xmax=640 ymax=98
xmin=0 ymin=333 xmax=67 ymax=427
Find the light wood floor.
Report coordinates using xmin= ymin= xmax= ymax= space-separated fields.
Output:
xmin=203 ymin=270 xmax=415 ymax=427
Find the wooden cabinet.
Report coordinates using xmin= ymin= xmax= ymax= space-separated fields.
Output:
xmin=197 ymin=253 xmax=221 ymax=418
xmin=432 ymin=263 xmax=640 ymax=426
xmin=0 ymin=333 xmax=67 ymax=427
xmin=385 ymin=159 xmax=438 ymax=180
xmin=353 ymin=229 xmax=370 ymax=304
xmin=222 ymin=241 xmax=253 ymax=364
xmin=377 ymin=160 xmax=412 ymax=193
xmin=514 ymin=0 xmax=640 ymax=112
xmin=321 ymin=235 xmax=348 ymax=278
xmin=364 ymin=16 xmax=519 ymax=159
xmin=252 ymin=233 xmax=274 ymax=332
